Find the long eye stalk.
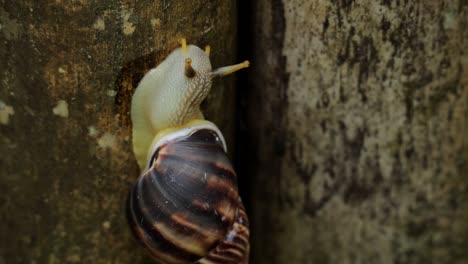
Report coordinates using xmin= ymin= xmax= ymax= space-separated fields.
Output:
xmin=211 ymin=60 xmax=250 ymax=77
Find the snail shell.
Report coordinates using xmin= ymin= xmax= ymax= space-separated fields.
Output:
xmin=127 ymin=121 xmax=249 ymax=264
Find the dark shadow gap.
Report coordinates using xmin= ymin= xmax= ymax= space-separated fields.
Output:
xmin=235 ymin=1 xmax=253 ymax=216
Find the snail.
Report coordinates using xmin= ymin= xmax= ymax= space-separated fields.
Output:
xmin=127 ymin=38 xmax=250 ymax=264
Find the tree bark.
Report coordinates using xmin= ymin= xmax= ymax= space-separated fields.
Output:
xmin=0 ymin=1 xmax=237 ymax=263
xmin=241 ymin=0 xmax=467 ymax=263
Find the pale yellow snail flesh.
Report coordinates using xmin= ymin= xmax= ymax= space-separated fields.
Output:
xmin=131 ymin=38 xmax=249 ymax=171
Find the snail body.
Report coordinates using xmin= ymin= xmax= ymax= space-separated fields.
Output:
xmin=128 ymin=39 xmax=250 ymax=264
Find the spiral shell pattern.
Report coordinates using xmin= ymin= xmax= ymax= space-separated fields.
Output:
xmin=127 ymin=128 xmax=249 ymax=264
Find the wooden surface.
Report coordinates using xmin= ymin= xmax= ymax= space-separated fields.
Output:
xmin=0 ymin=1 xmax=237 ymax=263
xmin=2 ymin=0 xmax=467 ymax=263
xmin=239 ymin=0 xmax=468 ymax=263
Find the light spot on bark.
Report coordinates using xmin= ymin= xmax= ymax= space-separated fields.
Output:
xmin=97 ymin=133 xmax=116 ymax=149
xmin=203 ymin=25 xmax=214 ymax=34
xmin=151 ymin=18 xmax=161 ymax=28
xmin=88 ymin=126 xmax=98 ymax=137
xmin=122 ymin=11 xmax=135 ymax=35
xmin=102 ymin=221 xmax=111 ymax=230
xmin=0 ymin=100 xmax=14 ymax=125
xmin=93 ymin=17 xmax=105 ymax=30
xmin=106 ymin=89 xmax=117 ymax=97
xmin=58 ymin=67 xmax=67 ymax=74
xmin=52 ymin=100 xmax=69 ymax=118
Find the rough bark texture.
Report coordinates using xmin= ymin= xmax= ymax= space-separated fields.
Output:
xmin=241 ymin=0 xmax=467 ymax=263
xmin=0 ymin=1 xmax=237 ymax=263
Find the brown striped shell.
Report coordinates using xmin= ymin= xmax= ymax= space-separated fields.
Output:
xmin=127 ymin=128 xmax=249 ymax=264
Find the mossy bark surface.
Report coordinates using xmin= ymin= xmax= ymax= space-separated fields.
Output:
xmin=0 ymin=1 xmax=237 ymax=263
xmin=240 ymin=1 xmax=467 ymax=263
